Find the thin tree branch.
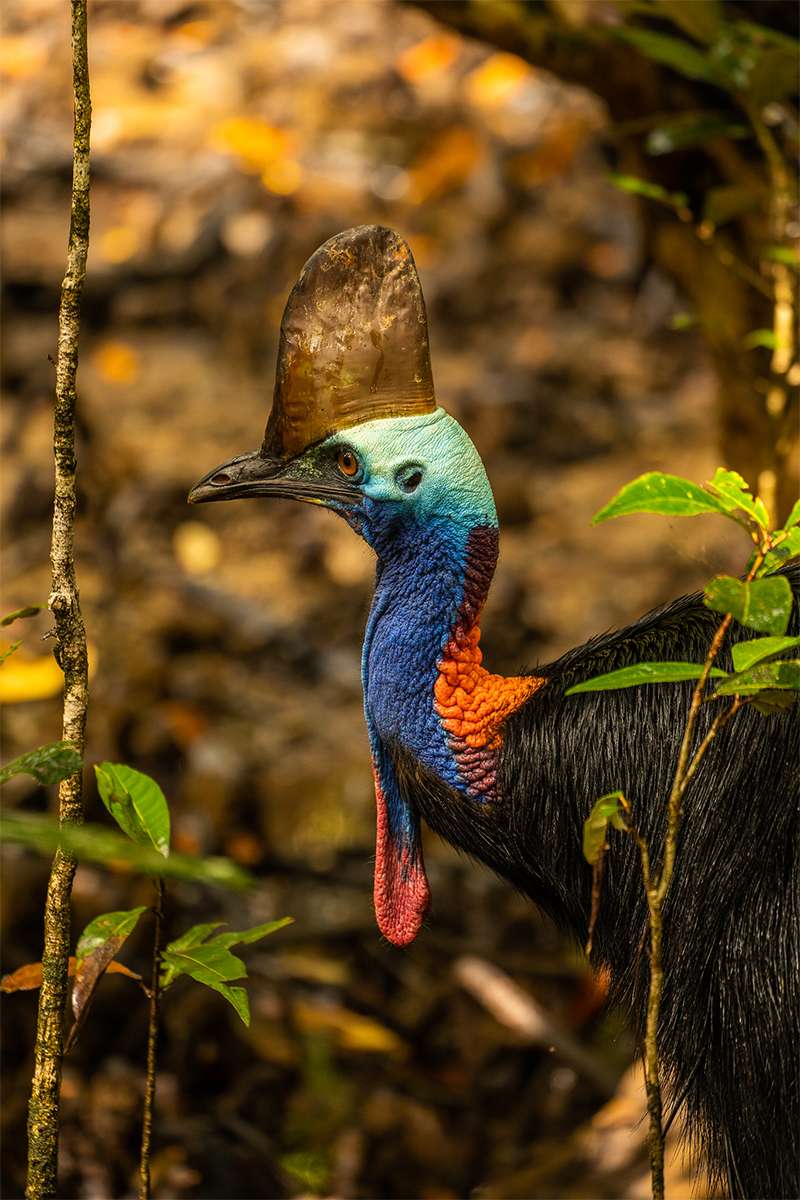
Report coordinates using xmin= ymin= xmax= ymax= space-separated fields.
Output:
xmin=139 ymin=879 xmax=165 ymax=1200
xmin=26 ymin=3 xmax=91 ymax=1196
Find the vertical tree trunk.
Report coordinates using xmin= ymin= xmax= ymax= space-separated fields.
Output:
xmin=26 ymin=2 xmax=91 ymax=1195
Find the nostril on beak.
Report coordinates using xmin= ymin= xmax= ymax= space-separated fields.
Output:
xmin=212 ymin=471 xmax=232 ymax=485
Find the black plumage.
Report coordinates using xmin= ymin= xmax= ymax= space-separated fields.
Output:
xmin=392 ymin=562 xmax=800 ymax=1200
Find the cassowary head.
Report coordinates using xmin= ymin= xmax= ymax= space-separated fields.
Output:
xmin=188 ymin=225 xmax=497 ymax=549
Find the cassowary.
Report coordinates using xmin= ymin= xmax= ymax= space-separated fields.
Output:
xmin=189 ymin=225 xmax=799 ymax=1199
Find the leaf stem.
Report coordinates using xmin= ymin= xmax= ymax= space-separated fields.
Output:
xmin=26 ymin=3 xmax=91 ymax=1196
xmin=139 ymin=879 xmax=165 ymax=1200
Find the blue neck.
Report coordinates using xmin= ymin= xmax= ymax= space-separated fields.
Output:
xmin=361 ymin=515 xmax=485 ymax=789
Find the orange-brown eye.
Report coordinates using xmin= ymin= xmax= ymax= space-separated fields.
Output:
xmin=336 ymin=448 xmax=359 ymax=477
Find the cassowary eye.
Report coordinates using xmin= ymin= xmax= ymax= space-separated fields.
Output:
xmin=336 ymin=448 xmax=360 ymax=478
xmin=396 ymin=467 xmax=423 ymax=493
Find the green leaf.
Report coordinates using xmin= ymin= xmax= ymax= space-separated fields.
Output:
xmin=160 ymin=943 xmax=252 ymax=1024
xmin=761 ymin=527 xmax=800 ymax=575
xmin=647 ymin=115 xmax=748 ymax=157
xmin=607 ymin=172 xmax=688 ymax=211
xmin=750 ymin=690 xmax=798 ymax=716
xmin=612 ymin=27 xmax=724 ymax=83
xmin=583 ymin=792 xmax=627 ymax=865
xmin=763 ymin=245 xmax=799 ymax=269
xmin=705 ymin=468 xmax=769 ymax=529
xmin=0 ymin=741 xmax=82 ymax=787
xmin=94 ymin=763 xmax=170 ymax=857
xmin=0 ymin=641 xmax=22 ymax=667
xmin=0 ymin=812 xmax=251 ymax=888
xmin=715 ymin=659 xmax=800 ymax=696
xmin=783 ymin=500 xmax=800 ymax=530
xmin=704 ymin=574 xmax=793 ymax=634
xmin=742 ymin=329 xmax=777 ymax=351
xmin=280 ymin=1151 xmax=331 ymax=1192
xmin=161 ymin=918 xmax=293 ymax=988
xmin=566 ymin=662 xmax=727 ymax=695
xmin=1 ymin=606 xmax=44 ymax=627
xmin=731 ymin=635 xmax=800 ymax=673
xmin=76 ymin=907 xmax=147 ymax=962
xmin=211 ymin=917 xmax=294 ymax=950
xmin=593 ymin=472 xmax=729 ymax=524
xmin=654 ymin=0 xmax=722 ymax=44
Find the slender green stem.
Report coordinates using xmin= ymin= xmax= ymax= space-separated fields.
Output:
xmin=26 ymin=4 xmax=91 ymax=1196
xmin=139 ymin=879 xmax=165 ymax=1200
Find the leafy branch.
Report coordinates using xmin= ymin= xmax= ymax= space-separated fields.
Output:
xmin=570 ymin=467 xmax=799 ymax=1200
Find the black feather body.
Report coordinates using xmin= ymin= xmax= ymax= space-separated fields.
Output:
xmin=391 ymin=563 xmax=800 ymax=1199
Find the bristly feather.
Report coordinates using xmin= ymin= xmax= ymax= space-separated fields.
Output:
xmin=392 ymin=562 xmax=800 ymax=1200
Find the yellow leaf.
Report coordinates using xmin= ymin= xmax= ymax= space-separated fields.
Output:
xmin=395 ymin=34 xmax=461 ymax=84
xmin=173 ymin=522 xmax=221 ymax=575
xmin=91 ymin=340 xmax=139 ymax=384
xmin=293 ymin=1001 xmax=405 ymax=1055
xmin=99 ymin=226 xmax=140 ymax=264
xmin=0 ymin=35 xmax=47 ymax=79
xmin=407 ymin=127 xmax=481 ymax=205
xmin=210 ymin=117 xmax=295 ymax=175
xmin=465 ymin=52 xmax=533 ymax=109
xmin=0 ymin=642 xmax=97 ymax=704
xmin=260 ymin=159 xmax=303 ymax=196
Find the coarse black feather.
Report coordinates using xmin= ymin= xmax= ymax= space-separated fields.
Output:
xmin=391 ymin=561 xmax=800 ymax=1199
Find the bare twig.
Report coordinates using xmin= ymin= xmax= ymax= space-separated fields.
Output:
xmin=139 ymin=878 xmax=165 ymax=1200
xmin=26 ymin=3 xmax=91 ymax=1197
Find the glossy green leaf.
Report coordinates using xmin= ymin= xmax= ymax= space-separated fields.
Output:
xmin=1 ymin=606 xmax=44 ymax=627
xmin=704 ymin=574 xmax=793 ymax=634
xmin=211 ymin=918 xmax=294 ymax=950
xmin=731 ymin=636 xmax=800 ymax=673
xmin=0 ymin=741 xmax=82 ymax=787
xmin=76 ymin=907 xmax=147 ymax=962
xmin=760 ymin=528 xmax=800 ymax=575
xmin=95 ymin=763 xmax=170 ymax=857
xmin=612 ymin=27 xmax=723 ymax=83
xmin=705 ymin=468 xmax=769 ymax=529
xmin=160 ymin=943 xmax=251 ymax=1024
xmin=593 ymin=473 xmax=728 ymax=524
xmin=566 ymin=662 xmax=726 ymax=695
xmin=160 ymin=916 xmax=292 ymax=993
xmin=783 ymin=500 xmax=800 ymax=530
xmin=583 ymin=792 xmax=627 ymax=865
xmin=715 ymin=659 xmax=800 ymax=696
xmin=0 ymin=812 xmax=251 ymax=888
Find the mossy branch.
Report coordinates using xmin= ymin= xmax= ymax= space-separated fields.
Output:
xmin=26 ymin=2 xmax=91 ymax=1196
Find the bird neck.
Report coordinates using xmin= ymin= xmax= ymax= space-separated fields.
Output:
xmin=363 ymin=518 xmax=541 ymax=796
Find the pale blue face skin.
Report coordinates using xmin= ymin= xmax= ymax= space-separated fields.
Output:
xmin=319 ymin=408 xmax=498 ymax=542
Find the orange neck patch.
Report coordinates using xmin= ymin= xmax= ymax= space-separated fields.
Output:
xmin=434 ymin=623 xmax=544 ymax=796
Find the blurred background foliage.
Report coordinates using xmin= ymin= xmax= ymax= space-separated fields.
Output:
xmin=1 ymin=0 xmax=796 ymax=1196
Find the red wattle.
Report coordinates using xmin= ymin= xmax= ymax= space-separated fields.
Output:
xmin=373 ymin=776 xmax=430 ymax=946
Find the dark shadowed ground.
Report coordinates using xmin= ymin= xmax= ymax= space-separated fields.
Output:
xmin=1 ymin=2 xmax=745 ymax=1196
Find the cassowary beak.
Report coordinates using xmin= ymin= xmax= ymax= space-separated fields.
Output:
xmin=187 ymin=449 xmax=362 ymax=508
